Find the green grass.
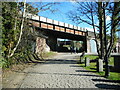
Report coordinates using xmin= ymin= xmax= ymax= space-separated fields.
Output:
xmin=109 ymin=57 xmax=114 ymax=66
xmin=78 ymin=55 xmax=120 ymax=80
xmin=83 ymin=55 xmax=98 ymax=60
xmin=42 ymin=51 xmax=57 ymax=58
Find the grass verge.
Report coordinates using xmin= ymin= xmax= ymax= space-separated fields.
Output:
xmin=78 ymin=55 xmax=120 ymax=81
xmin=42 ymin=51 xmax=57 ymax=59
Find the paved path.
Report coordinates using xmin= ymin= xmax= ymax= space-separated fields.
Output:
xmin=13 ymin=53 xmax=120 ymax=88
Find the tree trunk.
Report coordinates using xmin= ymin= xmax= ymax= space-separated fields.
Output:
xmin=9 ymin=0 xmax=26 ymax=57
xmin=98 ymin=2 xmax=104 ymax=59
xmin=103 ymin=3 xmax=109 ymax=77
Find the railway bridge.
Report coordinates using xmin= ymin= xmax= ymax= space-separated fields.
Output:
xmin=26 ymin=13 xmax=95 ymax=53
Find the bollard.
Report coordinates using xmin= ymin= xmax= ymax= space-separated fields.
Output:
xmin=80 ymin=57 xmax=85 ymax=64
xmin=79 ymin=51 xmax=85 ymax=64
xmin=97 ymin=59 xmax=103 ymax=72
xmin=85 ymin=57 xmax=90 ymax=67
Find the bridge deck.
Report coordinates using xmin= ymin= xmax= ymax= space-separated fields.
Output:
xmin=26 ymin=14 xmax=87 ymax=36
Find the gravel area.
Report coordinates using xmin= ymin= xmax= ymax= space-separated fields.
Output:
xmin=17 ymin=53 xmax=120 ymax=88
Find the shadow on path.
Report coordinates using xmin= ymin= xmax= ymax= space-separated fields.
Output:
xmin=95 ymin=84 xmax=120 ymax=89
xmin=43 ymin=59 xmax=77 ymax=64
xmin=93 ymin=79 xmax=120 ymax=89
xmin=24 ymin=59 xmax=78 ymax=64
xmin=92 ymin=79 xmax=120 ymax=83
xmin=75 ymin=70 xmax=97 ymax=73
xmin=15 ymin=71 xmax=102 ymax=77
xmin=69 ymin=65 xmax=81 ymax=67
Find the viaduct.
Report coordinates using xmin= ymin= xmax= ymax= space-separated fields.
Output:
xmin=26 ymin=13 xmax=96 ymax=54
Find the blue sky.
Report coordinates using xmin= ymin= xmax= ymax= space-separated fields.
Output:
xmin=38 ymin=2 xmax=73 ymax=24
xmin=28 ymin=1 xmax=119 ymax=53
xmin=37 ymin=2 xmax=97 ymax=53
xmin=37 ymin=2 xmax=91 ymax=30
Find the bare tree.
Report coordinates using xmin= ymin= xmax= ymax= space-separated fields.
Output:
xmin=104 ymin=2 xmax=120 ymax=77
xmin=68 ymin=2 xmax=101 ymax=57
xmin=9 ymin=0 xmax=27 ymax=58
xmin=9 ymin=2 xmax=60 ymax=58
xmin=68 ymin=1 xmax=120 ymax=77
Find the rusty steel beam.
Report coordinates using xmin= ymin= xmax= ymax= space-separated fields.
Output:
xmin=29 ymin=19 xmax=86 ymax=36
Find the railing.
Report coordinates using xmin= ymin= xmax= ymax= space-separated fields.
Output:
xmin=26 ymin=13 xmax=87 ymax=36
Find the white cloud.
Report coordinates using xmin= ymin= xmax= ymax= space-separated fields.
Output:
xmin=69 ymin=0 xmax=77 ymax=3
xmin=106 ymin=15 xmax=111 ymax=21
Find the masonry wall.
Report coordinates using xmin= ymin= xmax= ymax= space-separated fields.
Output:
xmin=35 ymin=37 xmax=50 ymax=56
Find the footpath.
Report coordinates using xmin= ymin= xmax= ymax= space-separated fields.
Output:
xmin=2 ymin=53 xmax=120 ymax=89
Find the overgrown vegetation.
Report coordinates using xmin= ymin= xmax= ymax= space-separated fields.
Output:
xmin=1 ymin=2 xmax=59 ymax=69
xmin=2 ymin=2 xmax=36 ymax=68
xmin=42 ymin=52 xmax=57 ymax=59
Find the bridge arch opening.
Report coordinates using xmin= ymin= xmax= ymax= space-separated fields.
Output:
xmin=55 ymin=38 xmax=85 ymax=53
xmin=90 ymin=39 xmax=97 ymax=53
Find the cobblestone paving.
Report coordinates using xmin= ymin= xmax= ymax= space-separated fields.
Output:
xmin=19 ymin=53 xmax=120 ymax=88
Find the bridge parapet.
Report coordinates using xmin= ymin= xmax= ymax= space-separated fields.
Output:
xmin=26 ymin=13 xmax=87 ymax=36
